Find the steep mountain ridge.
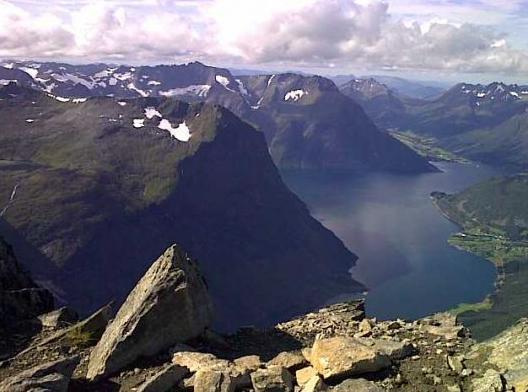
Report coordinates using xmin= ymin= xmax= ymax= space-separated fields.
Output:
xmin=0 ymin=83 xmax=363 ymax=331
xmin=239 ymin=73 xmax=436 ymax=172
xmin=339 ymin=78 xmax=407 ymax=129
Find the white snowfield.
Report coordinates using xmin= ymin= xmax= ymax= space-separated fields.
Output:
xmin=159 ymin=85 xmax=211 ymax=98
xmin=215 ymin=75 xmax=230 ymax=87
xmin=236 ymin=79 xmax=248 ymax=96
xmin=127 ymin=83 xmax=149 ymax=97
xmin=158 ymin=119 xmax=192 ymax=142
xmin=0 ymin=79 xmax=16 ymax=86
xmin=144 ymin=107 xmax=162 ymax=119
xmin=133 ymin=119 xmax=145 ymax=128
xmin=284 ymin=89 xmax=307 ymax=102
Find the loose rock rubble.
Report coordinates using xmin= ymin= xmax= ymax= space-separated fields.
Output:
xmin=1 ymin=244 xmax=526 ymax=392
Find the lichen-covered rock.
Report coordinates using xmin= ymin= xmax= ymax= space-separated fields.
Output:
xmin=137 ymin=364 xmax=189 ymax=392
xmin=194 ymin=369 xmax=237 ymax=392
xmin=251 ymin=365 xmax=294 ymax=392
xmin=172 ymin=351 xmax=230 ymax=372
xmin=38 ymin=307 xmax=79 ymax=329
xmin=470 ymin=318 xmax=528 ymax=391
xmin=332 ymin=378 xmax=385 ymax=392
xmin=300 ymin=375 xmax=326 ymax=392
xmin=296 ymin=366 xmax=318 ymax=386
xmin=0 ymin=355 xmax=79 ymax=392
xmin=471 ymin=369 xmax=505 ymax=392
xmin=268 ymin=351 xmax=307 ymax=371
xmin=308 ymin=337 xmax=390 ymax=381
xmin=234 ymin=355 xmax=262 ymax=373
xmin=86 ymin=245 xmax=213 ymax=379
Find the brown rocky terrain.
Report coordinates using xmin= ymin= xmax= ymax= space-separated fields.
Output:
xmin=1 ymin=243 xmax=526 ymax=392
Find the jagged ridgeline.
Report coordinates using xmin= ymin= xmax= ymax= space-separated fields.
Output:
xmin=0 ymin=60 xmax=436 ymax=173
xmin=0 ymin=82 xmax=364 ymax=331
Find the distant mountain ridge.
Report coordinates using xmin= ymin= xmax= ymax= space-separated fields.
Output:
xmin=339 ymin=77 xmax=407 ymax=130
xmin=0 ymin=60 xmax=435 ymax=174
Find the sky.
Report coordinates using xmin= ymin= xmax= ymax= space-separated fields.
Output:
xmin=2 ymin=0 xmax=528 ymax=83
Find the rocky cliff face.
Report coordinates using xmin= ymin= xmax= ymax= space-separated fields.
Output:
xmin=0 ymin=236 xmax=54 ymax=328
xmin=0 ymin=84 xmax=362 ymax=331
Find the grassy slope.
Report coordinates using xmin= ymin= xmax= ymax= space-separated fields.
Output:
xmin=391 ymin=131 xmax=469 ymax=163
xmin=432 ymin=175 xmax=528 ymax=339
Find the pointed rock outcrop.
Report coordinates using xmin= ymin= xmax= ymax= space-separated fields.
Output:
xmin=0 ymin=355 xmax=79 ymax=392
xmin=86 ymin=245 xmax=213 ymax=380
xmin=0 ymin=236 xmax=54 ymax=326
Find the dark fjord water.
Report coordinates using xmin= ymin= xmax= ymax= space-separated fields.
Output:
xmin=282 ymin=162 xmax=500 ymax=320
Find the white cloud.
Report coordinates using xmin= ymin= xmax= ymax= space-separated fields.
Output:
xmin=1 ymin=0 xmax=528 ymax=75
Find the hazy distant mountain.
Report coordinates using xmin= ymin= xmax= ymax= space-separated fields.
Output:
xmin=399 ymin=82 xmax=528 ymax=169
xmin=405 ymin=82 xmax=528 ymax=136
xmin=1 ymin=60 xmax=435 ymax=174
xmin=329 ymin=74 xmax=446 ymax=99
xmin=0 ymin=82 xmax=363 ymax=330
xmin=366 ymin=75 xmax=446 ymax=99
xmin=339 ymin=78 xmax=407 ymax=130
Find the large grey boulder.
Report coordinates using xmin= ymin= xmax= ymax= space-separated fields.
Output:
xmin=38 ymin=307 xmax=79 ymax=329
xmin=136 ymin=364 xmax=189 ymax=392
xmin=86 ymin=245 xmax=213 ymax=380
xmin=0 ymin=355 xmax=79 ymax=392
xmin=308 ymin=337 xmax=390 ymax=381
xmin=332 ymin=378 xmax=385 ymax=392
xmin=251 ymin=366 xmax=294 ymax=392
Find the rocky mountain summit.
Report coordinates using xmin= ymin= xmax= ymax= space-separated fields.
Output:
xmin=1 ymin=243 xmax=526 ymax=392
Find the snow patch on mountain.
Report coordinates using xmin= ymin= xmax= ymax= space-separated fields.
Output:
xmin=51 ymin=73 xmax=95 ymax=90
xmin=127 ymin=83 xmax=149 ymax=97
xmin=159 ymin=85 xmax=211 ymax=97
xmin=215 ymin=75 xmax=229 ymax=87
xmin=147 ymin=80 xmax=161 ymax=86
xmin=0 ymin=80 xmax=16 ymax=86
xmin=236 ymin=79 xmax=248 ymax=96
xmin=284 ymin=89 xmax=307 ymax=102
xmin=114 ymin=72 xmax=133 ymax=81
xmin=158 ymin=119 xmax=191 ymax=142
xmin=20 ymin=67 xmax=39 ymax=79
xmin=133 ymin=119 xmax=145 ymax=128
xmin=145 ymin=107 xmax=162 ymax=119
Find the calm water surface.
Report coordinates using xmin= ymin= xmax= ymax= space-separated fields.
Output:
xmin=282 ymin=162 xmax=501 ymax=320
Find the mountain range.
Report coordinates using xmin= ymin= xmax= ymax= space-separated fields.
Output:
xmin=0 ymin=60 xmax=436 ymax=174
xmin=340 ymin=77 xmax=528 ymax=170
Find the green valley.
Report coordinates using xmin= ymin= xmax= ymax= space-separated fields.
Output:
xmin=432 ymin=175 xmax=528 ymax=339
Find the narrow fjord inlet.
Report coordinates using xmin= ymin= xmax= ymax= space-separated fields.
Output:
xmin=283 ymin=162 xmax=500 ymax=321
